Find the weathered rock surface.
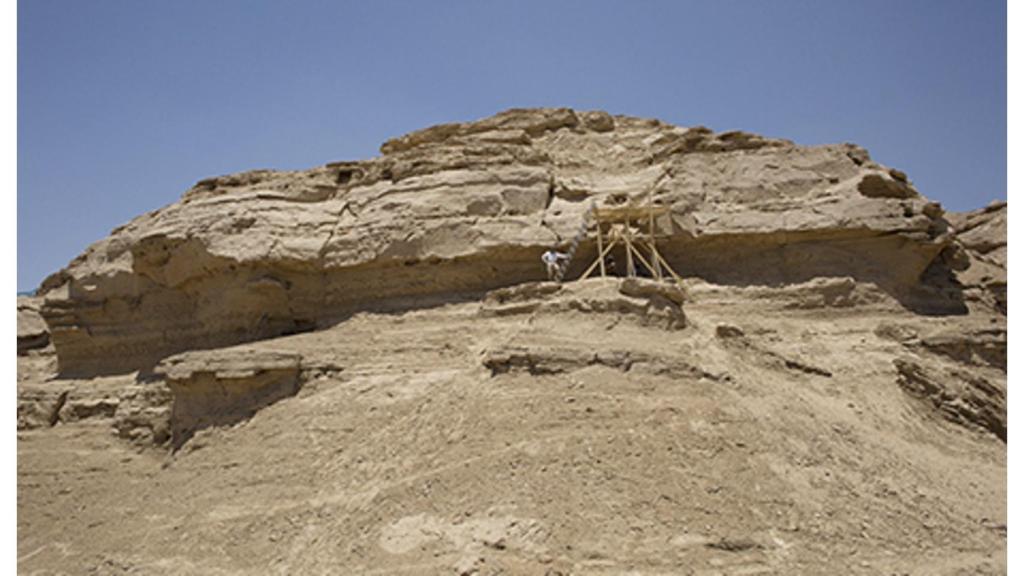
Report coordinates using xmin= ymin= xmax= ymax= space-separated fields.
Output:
xmin=875 ymin=321 xmax=1007 ymax=372
xmin=17 ymin=385 xmax=66 ymax=430
xmin=894 ymin=357 xmax=1006 ymax=441
xmin=18 ymin=273 xmax=1006 ymax=574
xmin=18 ymin=109 xmax=1006 ymax=574
xmin=16 ymin=366 xmax=170 ymax=445
xmin=36 ymin=108 xmax=976 ymax=376
xmin=480 ymin=277 xmax=687 ymax=330
xmin=948 ymin=201 xmax=1007 ymax=313
xmin=111 ymin=381 xmax=173 ymax=445
xmin=157 ymin=348 xmax=304 ymax=448
xmin=948 ymin=201 xmax=1007 ymax=267
xmin=17 ymin=296 xmax=50 ymax=355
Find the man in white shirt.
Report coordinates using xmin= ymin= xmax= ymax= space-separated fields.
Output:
xmin=541 ymin=250 xmax=570 ymax=281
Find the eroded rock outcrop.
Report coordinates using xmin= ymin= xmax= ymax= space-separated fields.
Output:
xmin=156 ymin=348 xmax=304 ymax=448
xmin=17 ymin=386 xmax=67 ymax=430
xmin=18 ymin=240 xmax=1007 ymax=573
xmin=876 ymin=321 xmax=1007 ymax=372
xmin=948 ymin=201 xmax=1006 ymax=267
xmin=17 ymin=296 xmax=50 ymax=355
xmin=894 ymin=357 xmax=1006 ymax=441
xmin=480 ymin=277 xmax=687 ymax=330
xmin=36 ymin=108 xmax=977 ymax=375
xmin=948 ymin=201 xmax=1007 ymax=313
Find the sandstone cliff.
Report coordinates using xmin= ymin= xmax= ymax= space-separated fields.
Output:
xmin=37 ymin=108 xmax=976 ymax=376
xmin=18 ymin=109 xmax=1006 ymax=574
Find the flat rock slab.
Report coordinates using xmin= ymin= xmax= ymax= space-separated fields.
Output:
xmin=157 ymin=348 xmax=303 ymax=448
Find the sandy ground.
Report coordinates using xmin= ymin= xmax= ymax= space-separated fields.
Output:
xmin=17 ymin=279 xmax=1005 ymax=575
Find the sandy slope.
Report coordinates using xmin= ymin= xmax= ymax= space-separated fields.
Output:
xmin=18 ymin=278 xmax=1005 ymax=575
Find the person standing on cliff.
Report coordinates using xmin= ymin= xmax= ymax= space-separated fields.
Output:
xmin=542 ymin=249 xmax=570 ymax=281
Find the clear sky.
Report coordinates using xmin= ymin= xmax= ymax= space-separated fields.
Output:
xmin=17 ymin=0 xmax=1006 ymax=292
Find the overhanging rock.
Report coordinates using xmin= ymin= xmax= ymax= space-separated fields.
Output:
xmin=38 ymin=108 xmax=966 ymax=376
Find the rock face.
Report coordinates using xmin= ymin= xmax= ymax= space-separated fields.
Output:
xmin=18 ymin=273 xmax=1007 ymax=574
xmin=948 ymin=201 xmax=1006 ymax=267
xmin=894 ymin=357 xmax=1006 ymax=441
xmin=157 ymin=349 xmax=304 ymax=448
xmin=37 ymin=108 xmax=974 ymax=376
xmin=481 ymin=277 xmax=687 ymax=330
xmin=17 ymin=109 xmax=1007 ymax=574
xmin=948 ymin=201 xmax=1007 ymax=313
xmin=17 ymin=296 xmax=50 ymax=355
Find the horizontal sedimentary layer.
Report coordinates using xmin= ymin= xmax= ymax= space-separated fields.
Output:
xmin=36 ymin=108 xmax=981 ymax=376
xmin=42 ymin=229 xmax=958 ymax=376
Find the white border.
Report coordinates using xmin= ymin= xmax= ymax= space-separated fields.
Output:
xmin=5 ymin=0 xmax=18 ymax=570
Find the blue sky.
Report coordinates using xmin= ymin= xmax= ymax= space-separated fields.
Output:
xmin=17 ymin=0 xmax=1006 ymax=292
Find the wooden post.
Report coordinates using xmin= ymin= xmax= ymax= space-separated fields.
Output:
xmin=596 ymin=222 xmax=606 ymax=278
xmin=652 ymin=248 xmax=684 ymax=283
xmin=627 ymin=241 xmax=657 ymax=279
xmin=579 ymin=236 xmax=618 ymax=280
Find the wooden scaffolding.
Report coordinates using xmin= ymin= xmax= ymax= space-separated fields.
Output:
xmin=577 ymin=198 xmax=683 ymax=283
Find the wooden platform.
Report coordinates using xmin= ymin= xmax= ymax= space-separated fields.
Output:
xmin=592 ymin=204 xmax=671 ymax=220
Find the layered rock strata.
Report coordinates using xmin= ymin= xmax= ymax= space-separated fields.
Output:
xmin=37 ymin=108 xmax=977 ymax=375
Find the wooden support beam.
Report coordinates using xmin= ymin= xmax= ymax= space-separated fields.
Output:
xmin=579 ymin=237 xmax=619 ymax=281
xmin=626 ymin=241 xmax=657 ymax=279
xmin=630 ymin=236 xmax=681 ymax=282
xmin=652 ymin=248 xmax=684 ymax=284
xmin=624 ymin=226 xmax=636 ymax=277
xmin=596 ymin=223 xmax=606 ymax=278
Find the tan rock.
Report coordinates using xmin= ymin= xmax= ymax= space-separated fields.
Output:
xmin=17 ymin=260 xmax=1006 ymax=573
xmin=156 ymin=348 xmax=303 ymax=448
xmin=17 ymin=386 xmax=67 ymax=430
xmin=894 ymin=357 xmax=1005 ymax=440
xmin=949 ymin=201 xmax=1006 ymax=266
xmin=16 ymin=109 xmax=1008 ymax=576
xmin=34 ymin=109 xmax=977 ymax=375
xmin=481 ymin=278 xmax=686 ymax=330
xmin=17 ymin=296 xmax=49 ymax=355
xmin=947 ymin=201 xmax=1007 ymax=313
